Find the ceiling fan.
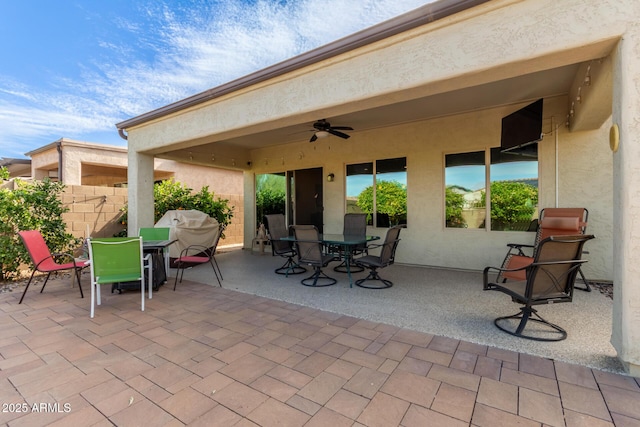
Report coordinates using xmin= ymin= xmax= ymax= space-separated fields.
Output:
xmin=309 ymin=119 xmax=353 ymax=142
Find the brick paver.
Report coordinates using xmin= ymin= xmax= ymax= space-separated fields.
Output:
xmin=1 ymin=276 xmax=638 ymax=426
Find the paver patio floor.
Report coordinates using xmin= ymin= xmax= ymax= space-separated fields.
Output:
xmin=1 ymin=272 xmax=639 ymax=426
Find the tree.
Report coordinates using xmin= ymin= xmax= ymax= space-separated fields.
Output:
xmin=487 ymin=181 xmax=538 ymax=230
xmin=256 ymin=174 xmax=286 ymax=224
xmin=445 ymin=187 xmax=466 ymax=227
xmin=356 ymin=180 xmax=407 ymax=225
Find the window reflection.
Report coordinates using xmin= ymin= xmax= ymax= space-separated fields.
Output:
xmin=489 ymin=147 xmax=538 ymax=231
xmin=346 ymin=157 xmax=407 ymax=227
xmin=445 ymin=151 xmax=486 ymax=229
xmin=256 ymin=173 xmax=286 ymax=226
xmin=346 ymin=162 xmax=373 ymax=225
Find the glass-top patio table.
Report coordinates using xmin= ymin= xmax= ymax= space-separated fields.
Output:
xmin=282 ymin=234 xmax=380 ymax=287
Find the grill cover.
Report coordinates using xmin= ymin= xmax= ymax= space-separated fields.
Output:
xmin=155 ymin=210 xmax=219 ymax=258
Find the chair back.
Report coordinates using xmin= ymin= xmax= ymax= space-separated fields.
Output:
xmin=18 ymin=230 xmax=54 ymax=269
xmin=379 ymin=226 xmax=402 ymax=265
xmin=139 ymin=227 xmax=170 ymax=241
xmin=265 ymin=214 xmax=291 ymax=254
xmin=526 ymin=234 xmax=594 ymax=302
xmin=343 ymin=213 xmax=367 ymax=236
xmin=88 ymin=237 xmax=144 ymax=284
xmin=535 ymin=208 xmax=588 ymax=245
xmin=292 ymin=225 xmax=322 ymax=264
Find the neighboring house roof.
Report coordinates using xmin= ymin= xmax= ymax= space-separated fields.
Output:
xmin=0 ymin=157 xmax=31 ymax=178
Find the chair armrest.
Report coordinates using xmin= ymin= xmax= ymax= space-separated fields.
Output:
xmin=177 ymin=244 xmax=211 ymax=257
xmin=506 ymin=243 xmax=534 ymax=249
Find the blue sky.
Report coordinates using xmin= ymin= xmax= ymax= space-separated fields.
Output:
xmin=0 ymin=0 xmax=431 ymax=158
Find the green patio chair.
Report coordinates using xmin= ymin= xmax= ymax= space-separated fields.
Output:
xmin=87 ymin=237 xmax=152 ymax=318
xmin=139 ymin=227 xmax=172 ymax=274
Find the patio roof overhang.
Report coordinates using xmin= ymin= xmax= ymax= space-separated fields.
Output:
xmin=116 ymin=0 xmax=616 ymax=171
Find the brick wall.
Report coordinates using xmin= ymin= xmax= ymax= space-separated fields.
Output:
xmin=61 ymin=185 xmax=244 ymax=246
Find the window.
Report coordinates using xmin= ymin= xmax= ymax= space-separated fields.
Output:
xmin=445 ymin=151 xmax=486 ymax=229
xmin=489 ymin=147 xmax=538 ymax=231
xmin=445 ymin=146 xmax=538 ymax=231
xmin=346 ymin=157 xmax=407 ymax=227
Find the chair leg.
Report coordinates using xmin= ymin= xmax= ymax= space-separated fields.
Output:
xmin=209 ymin=259 xmax=222 ymax=287
xmin=213 ymin=256 xmax=223 ymax=280
xmin=18 ymin=270 xmax=38 ymax=304
xmin=300 ymin=267 xmax=337 ymax=287
xmin=355 ymin=268 xmax=393 ymax=289
xmin=173 ymin=262 xmax=183 ymax=291
xmin=574 ymin=267 xmax=592 ymax=292
xmin=39 ymin=272 xmax=53 ymax=293
xmin=275 ymin=257 xmax=306 ymax=276
xmin=494 ymin=306 xmax=567 ymax=341
xmin=75 ymin=267 xmax=84 ymax=299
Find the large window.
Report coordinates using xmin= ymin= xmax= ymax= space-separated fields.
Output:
xmin=445 ymin=146 xmax=538 ymax=230
xmin=346 ymin=157 xmax=407 ymax=227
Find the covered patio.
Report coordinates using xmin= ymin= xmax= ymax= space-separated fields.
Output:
xmin=117 ymin=0 xmax=640 ymax=374
xmin=1 ymin=249 xmax=638 ymax=426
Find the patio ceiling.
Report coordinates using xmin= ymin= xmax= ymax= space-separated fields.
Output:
xmin=154 ymin=62 xmax=580 ymax=165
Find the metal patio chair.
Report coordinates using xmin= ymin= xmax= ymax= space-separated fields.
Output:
xmin=484 ymin=234 xmax=594 ymax=341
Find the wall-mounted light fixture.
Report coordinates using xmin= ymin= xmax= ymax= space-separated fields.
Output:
xmin=327 ymin=173 xmax=335 ymax=182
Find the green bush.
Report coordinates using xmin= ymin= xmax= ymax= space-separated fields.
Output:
xmin=445 ymin=187 xmax=466 ymax=227
xmin=118 ymin=179 xmax=234 ymax=236
xmin=0 ymin=170 xmax=81 ymax=282
xmin=485 ymin=181 xmax=538 ymax=230
xmin=356 ymin=180 xmax=407 ymax=225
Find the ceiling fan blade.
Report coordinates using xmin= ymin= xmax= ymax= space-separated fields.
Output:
xmin=330 ymin=126 xmax=353 ymax=130
xmin=328 ymin=129 xmax=351 ymax=139
xmin=309 ymin=133 xmax=318 ymax=142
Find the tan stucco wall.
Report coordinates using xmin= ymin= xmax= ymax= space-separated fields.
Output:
xmin=245 ymin=97 xmax=613 ymax=281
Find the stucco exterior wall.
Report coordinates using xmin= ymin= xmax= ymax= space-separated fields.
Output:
xmin=245 ymin=97 xmax=613 ymax=280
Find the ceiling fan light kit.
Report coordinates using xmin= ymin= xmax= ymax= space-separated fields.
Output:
xmin=309 ymin=119 xmax=353 ymax=142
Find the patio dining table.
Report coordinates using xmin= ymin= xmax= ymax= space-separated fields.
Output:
xmin=282 ymin=233 xmax=380 ymax=287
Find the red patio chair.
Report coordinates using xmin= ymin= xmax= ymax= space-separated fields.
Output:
xmin=18 ymin=230 xmax=87 ymax=304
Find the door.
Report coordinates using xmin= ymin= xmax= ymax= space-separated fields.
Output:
xmin=291 ymin=167 xmax=324 ymax=233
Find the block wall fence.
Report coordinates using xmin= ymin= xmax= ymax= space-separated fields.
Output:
xmin=60 ymin=185 xmax=244 ymax=247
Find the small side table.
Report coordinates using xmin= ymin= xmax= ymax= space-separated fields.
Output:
xmin=252 ymin=238 xmax=270 ymax=255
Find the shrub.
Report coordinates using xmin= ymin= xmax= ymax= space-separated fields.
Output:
xmin=0 ymin=171 xmax=81 ymax=281
xmin=118 ymin=179 xmax=234 ymax=236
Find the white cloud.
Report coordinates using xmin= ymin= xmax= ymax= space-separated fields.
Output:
xmin=0 ymin=0 xmax=431 ymax=157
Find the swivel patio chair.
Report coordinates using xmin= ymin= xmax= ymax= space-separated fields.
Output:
xmin=333 ymin=213 xmax=367 ymax=273
xmin=497 ymin=208 xmax=592 ymax=291
xmin=173 ymin=225 xmax=225 ymax=289
xmin=292 ymin=225 xmax=339 ymax=287
xmin=354 ymin=225 xmax=402 ymax=289
xmin=264 ymin=214 xmax=306 ymax=275
xmin=18 ymin=230 xmax=88 ymax=304
xmin=87 ymin=237 xmax=152 ymax=318
xmin=484 ymin=234 xmax=594 ymax=341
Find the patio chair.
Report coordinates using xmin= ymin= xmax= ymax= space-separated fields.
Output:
xmin=333 ymin=213 xmax=367 ymax=273
xmin=354 ymin=225 xmax=402 ymax=289
xmin=17 ymin=230 xmax=88 ymax=304
xmin=173 ymin=225 xmax=225 ymax=289
xmin=496 ymin=208 xmax=592 ymax=291
xmin=264 ymin=214 xmax=306 ymax=275
xmin=483 ymin=234 xmax=594 ymax=341
xmin=87 ymin=237 xmax=152 ymax=318
xmin=292 ymin=225 xmax=339 ymax=287
xmin=139 ymin=227 xmax=171 ymax=275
